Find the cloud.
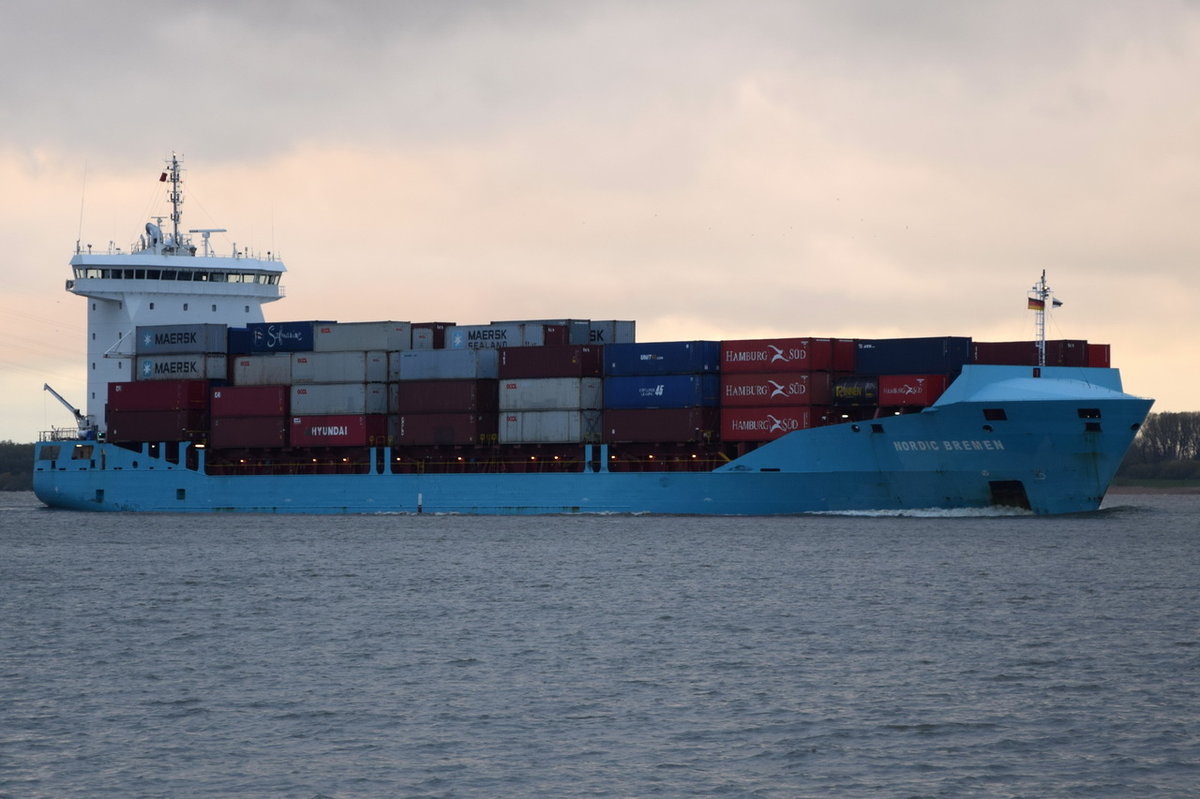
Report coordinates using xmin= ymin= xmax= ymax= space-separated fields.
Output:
xmin=2 ymin=1 xmax=1200 ymax=440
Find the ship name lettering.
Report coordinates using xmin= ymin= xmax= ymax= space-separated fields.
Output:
xmin=892 ymin=439 xmax=1005 ymax=452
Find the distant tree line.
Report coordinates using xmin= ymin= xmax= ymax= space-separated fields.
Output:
xmin=0 ymin=441 xmax=34 ymax=491
xmin=1119 ymin=412 xmax=1200 ymax=481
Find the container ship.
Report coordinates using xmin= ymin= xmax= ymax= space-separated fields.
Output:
xmin=33 ymin=157 xmax=1153 ymax=515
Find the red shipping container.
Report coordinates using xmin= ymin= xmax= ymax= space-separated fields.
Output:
xmin=1087 ymin=343 xmax=1111 ymax=368
xmin=211 ymin=385 xmax=289 ymax=417
xmin=106 ymin=409 xmax=208 ymax=442
xmin=832 ymin=339 xmax=857 ymax=373
xmin=210 ymin=416 xmax=289 ymax=448
xmin=601 ymin=408 xmax=718 ymax=443
xmin=108 ymin=380 xmax=210 ymax=412
xmin=720 ymin=338 xmax=833 ymax=373
xmin=973 ymin=340 xmax=1089 ymax=367
xmin=720 ymin=372 xmax=832 ymax=407
xmin=541 ymin=325 xmax=569 ymax=346
xmin=394 ymin=413 xmax=498 ymax=446
xmin=877 ymin=374 xmax=949 ymax=407
xmin=290 ymin=414 xmax=391 ymax=447
xmin=720 ymin=406 xmax=815 ymax=442
xmin=498 ymin=345 xmax=604 ymax=378
xmin=389 ymin=380 xmax=499 ymax=413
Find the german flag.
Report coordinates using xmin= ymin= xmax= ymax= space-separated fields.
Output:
xmin=1028 ymin=298 xmax=1045 ymax=311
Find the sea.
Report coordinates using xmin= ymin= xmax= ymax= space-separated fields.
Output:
xmin=1 ymin=491 xmax=1197 ymax=799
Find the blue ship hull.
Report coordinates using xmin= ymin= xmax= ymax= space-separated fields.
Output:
xmin=34 ymin=366 xmax=1152 ymax=516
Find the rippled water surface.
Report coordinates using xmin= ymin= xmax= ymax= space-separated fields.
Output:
xmin=2 ymin=492 xmax=1198 ymax=798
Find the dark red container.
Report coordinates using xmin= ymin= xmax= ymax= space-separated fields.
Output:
xmin=832 ymin=339 xmax=857 ymax=373
xmin=390 ymin=380 xmax=499 ymax=413
xmin=394 ymin=413 xmax=498 ymax=446
xmin=720 ymin=338 xmax=834 ymax=373
xmin=108 ymin=380 xmax=210 ymax=412
xmin=106 ymin=409 xmax=209 ymax=442
xmin=1087 ymin=344 xmax=1111 ymax=368
xmin=541 ymin=324 xmax=569 ymax=346
xmin=720 ymin=372 xmax=832 ymax=407
xmin=972 ymin=340 xmax=1089 ymax=367
xmin=878 ymin=374 xmax=949 ymax=407
xmin=210 ymin=416 xmax=289 ymax=448
xmin=290 ymin=414 xmax=391 ymax=447
xmin=720 ymin=406 xmax=815 ymax=442
xmin=211 ymin=385 xmax=289 ymax=417
xmin=498 ymin=345 xmax=604 ymax=378
xmin=601 ymin=408 xmax=718 ymax=443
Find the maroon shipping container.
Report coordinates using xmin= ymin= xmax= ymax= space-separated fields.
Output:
xmin=211 ymin=385 xmax=289 ymax=417
xmin=210 ymin=416 xmax=289 ymax=448
xmin=720 ymin=338 xmax=834 ymax=373
xmin=106 ymin=409 xmax=208 ymax=442
xmin=720 ymin=372 xmax=833 ymax=407
xmin=1087 ymin=343 xmax=1111 ymax=368
xmin=290 ymin=414 xmax=391 ymax=447
xmin=108 ymin=380 xmax=210 ymax=412
xmin=972 ymin=340 xmax=1089 ymax=367
xmin=720 ymin=406 xmax=815 ymax=442
xmin=498 ymin=345 xmax=604 ymax=378
xmin=394 ymin=413 xmax=498 ymax=446
xmin=601 ymin=408 xmax=718 ymax=443
xmin=877 ymin=374 xmax=949 ymax=407
xmin=389 ymin=380 xmax=499 ymax=413
xmin=832 ymin=339 xmax=857 ymax=373
xmin=541 ymin=325 xmax=569 ymax=346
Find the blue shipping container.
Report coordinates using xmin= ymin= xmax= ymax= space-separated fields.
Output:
xmin=604 ymin=341 xmax=720 ymax=376
xmin=246 ymin=321 xmax=326 ymax=353
xmin=227 ymin=327 xmax=252 ymax=354
xmin=604 ymin=374 xmax=720 ymax=409
xmin=855 ymin=337 xmax=971 ymax=376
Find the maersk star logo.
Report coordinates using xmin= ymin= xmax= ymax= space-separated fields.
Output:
xmin=451 ymin=332 xmax=465 ymax=348
xmin=142 ymin=332 xmax=154 ymax=347
xmin=141 ymin=360 xmax=153 ymax=378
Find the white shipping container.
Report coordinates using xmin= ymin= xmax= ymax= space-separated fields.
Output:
xmin=291 ymin=351 xmax=387 ymax=383
xmin=389 ymin=349 xmax=499 ymax=380
xmin=588 ymin=320 xmax=636 ymax=345
xmin=231 ymin=354 xmax=292 ymax=385
xmin=231 ymin=354 xmax=292 ymax=386
xmin=498 ymin=377 xmax=603 ymax=411
xmin=445 ymin=323 xmax=545 ymax=350
xmin=411 ymin=328 xmax=435 ymax=350
xmin=313 ymin=321 xmax=412 ymax=352
xmin=136 ymin=354 xmax=227 ymax=381
xmin=499 ymin=410 xmax=602 ymax=444
xmin=290 ymin=383 xmax=388 ymax=415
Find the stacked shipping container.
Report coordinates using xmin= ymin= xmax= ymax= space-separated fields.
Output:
xmin=719 ymin=338 xmax=835 ymax=442
xmin=114 ymin=318 xmax=1115 ymax=473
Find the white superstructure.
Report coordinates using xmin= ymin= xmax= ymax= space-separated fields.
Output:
xmin=67 ymin=154 xmax=285 ymax=432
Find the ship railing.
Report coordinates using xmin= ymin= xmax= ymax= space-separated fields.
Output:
xmin=39 ymin=427 xmax=101 ymax=443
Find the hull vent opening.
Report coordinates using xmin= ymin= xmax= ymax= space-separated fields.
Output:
xmin=989 ymin=480 xmax=1031 ymax=510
